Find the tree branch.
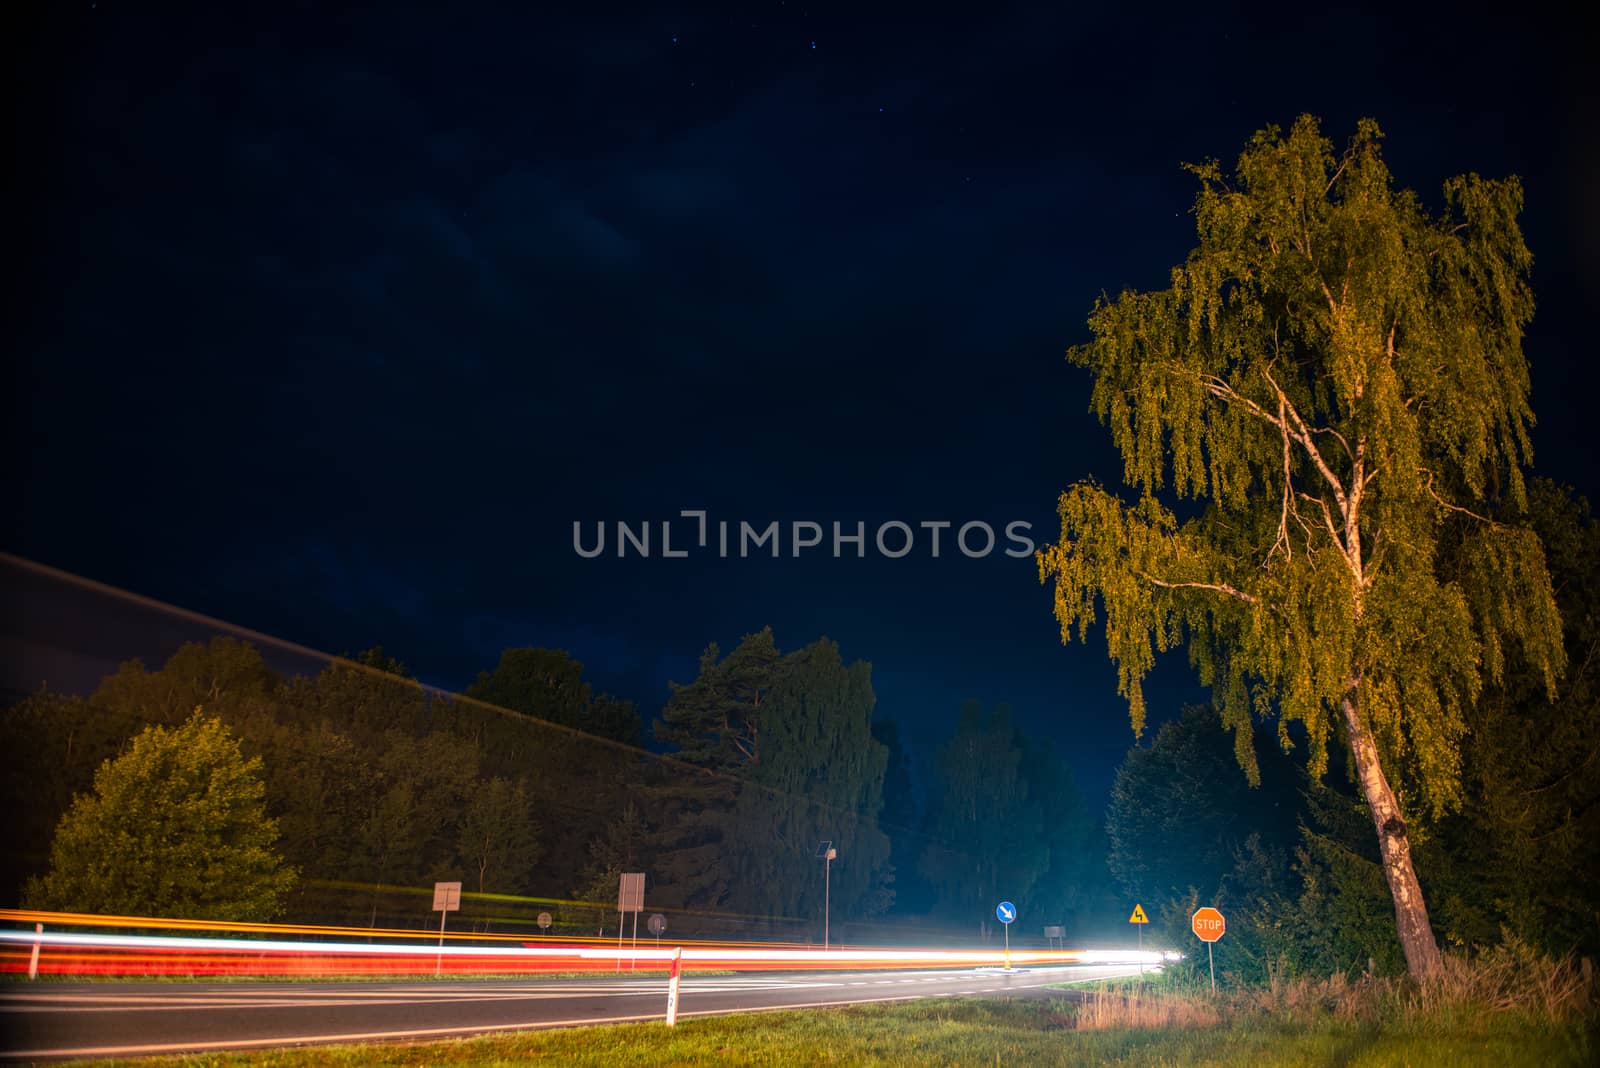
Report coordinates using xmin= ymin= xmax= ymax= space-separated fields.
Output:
xmin=1261 ymin=364 xmax=1350 ymax=514
xmin=1137 ymin=571 xmax=1257 ymax=604
xmin=1270 ymin=384 xmax=1295 ymax=564
xmin=1311 ymin=424 xmax=1355 ymax=463
xmin=1299 ymin=491 xmax=1341 ymax=546
xmin=1324 ymin=158 xmax=1349 ymax=196
xmin=1421 ymin=469 xmax=1495 ymax=524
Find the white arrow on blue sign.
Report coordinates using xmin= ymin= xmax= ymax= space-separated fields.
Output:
xmin=996 ymin=901 xmax=1016 ymax=924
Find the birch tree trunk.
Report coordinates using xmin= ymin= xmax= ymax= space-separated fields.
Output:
xmin=1341 ymin=687 xmax=1443 ymax=978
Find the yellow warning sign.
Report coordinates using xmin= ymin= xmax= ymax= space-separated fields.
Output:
xmin=1129 ymin=903 xmax=1149 ymax=924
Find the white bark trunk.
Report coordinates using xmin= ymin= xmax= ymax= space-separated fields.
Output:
xmin=1340 ymin=689 xmax=1443 ymax=978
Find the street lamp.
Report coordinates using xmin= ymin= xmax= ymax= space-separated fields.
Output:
xmin=816 ymin=841 xmax=838 ymax=949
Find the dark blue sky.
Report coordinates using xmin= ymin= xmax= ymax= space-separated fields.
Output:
xmin=9 ymin=2 xmax=1596 ymax=805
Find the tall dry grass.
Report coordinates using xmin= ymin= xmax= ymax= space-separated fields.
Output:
xmin=1072 ymin=936 xmax=1596 ymax=1033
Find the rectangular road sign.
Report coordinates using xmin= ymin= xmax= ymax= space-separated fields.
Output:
xmin=433 ymin=881 xmax=462 ymax=912
xmin=618 ymin=872 xmax=645 ymax=913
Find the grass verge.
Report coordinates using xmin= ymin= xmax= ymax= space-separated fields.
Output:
xmin=53 ymin=990 xmax=1595 ymax=1067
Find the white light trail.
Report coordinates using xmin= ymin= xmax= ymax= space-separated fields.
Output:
xmin=0 ymin=929 xmax=1170 ymax=970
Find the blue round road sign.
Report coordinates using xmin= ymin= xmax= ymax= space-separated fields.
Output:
xmin=996 ymin=901 xmax=1016 ymax=924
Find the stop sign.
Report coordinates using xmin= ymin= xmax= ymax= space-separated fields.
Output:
xmin=1191 ymin=907 xmax=1225 ymax=942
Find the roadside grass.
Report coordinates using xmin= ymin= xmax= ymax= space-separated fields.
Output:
xmin=56 ymin=978 xmax=1596 ymax=1068
xmin=33 ymin=939 xmax=1599 ymax=1066
xmin=1073 ymin=934 xmax=1596 ymax=1035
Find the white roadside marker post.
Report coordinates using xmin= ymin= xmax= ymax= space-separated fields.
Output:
xmin=665 ymin=946 xmax=683 ymax=1026
xmin=29 ymin=924 xmax=42 ymax=980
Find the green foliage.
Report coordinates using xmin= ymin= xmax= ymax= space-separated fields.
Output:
xmin=1104 ymin=704 xmax=1311 ymax=980
xmin=262 ymin=719 xmax=381 ymax=880
xmin=23 ymin=710 xmax=296 ymax=920
xmin=1283 ymin=481 xmax=1600 ymax=964
xmin=1297 ymin=480 xmax=1600 ymax=960
xmin=1106 ymin=705 xmax=1299 ymax=908
xmin=1432 ymin=481 xmax=1600 ymax=956
xmin=0 ymin=690 xmax=138 ymax=904
xmin=1290 ymin=780 xmax=1408 ymax=975
xmin=452 ymin=776 xmax=541 ymax=931
xmin=92 ymin=637 xmax=283 ymax=733
xmin=655 ymin=627 xmax=781 ymax=771
xmin=649 ymin=628 xmax=781 ymax=911
xmin=568 ymin=801 xmax=651 ymax=934
xmin=449 ymin=648 xmax=641 ymax=890
xmin=282 ymin=648 xmax=433 ymax=744
xmin=1039 ymin=115 xmax=1564 ymax=819
xmin=3 ymin=639 xmax=580 ymax=926
xmin=723 ymin=638 xmax=893 ymax=925
xmin=1016 ymin=736 xmax=1101 ymax=932
xmin=466 ymin=647 xmax=641 ymax=745
xmin=342 ymin=729 xmax=482 ymax=924
xmin=456 ymin=777 xmax=541 ymax=896
xmin=1040 ymin=116 xmax=1570 ymax=977
xmin=918 ymin=702 xmax=1093 ymax=935
xmin=649 ymin=629 xmax=894 ymax=930
xmin=871 ymin=717 xmax=929 ymax=912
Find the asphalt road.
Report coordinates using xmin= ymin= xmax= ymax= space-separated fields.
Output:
xmin=0 ymin=963 xmax=1143 ymax=1060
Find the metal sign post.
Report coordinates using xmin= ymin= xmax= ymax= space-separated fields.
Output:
xmin=996 ymin=901 xmax=1016 ymax=971
xmin=1129 ymin=903 xmax=1149 ymax=975
xmin=432 ymin=882 xmax=462 ymax=977
xmin=1191 ymin=907 xmax=1226 ymax=993
xmin=617 ymin=873 xmax=645 ymax=973
xmin=816 ymin=842 xmax=838 ymax=950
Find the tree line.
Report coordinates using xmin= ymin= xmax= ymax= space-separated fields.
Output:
xmin=2 ymin=629 xmax=1097 ymax=941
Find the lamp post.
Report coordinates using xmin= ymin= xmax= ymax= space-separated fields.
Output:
xmin=817 ymin=841 xmax=838 ymax=949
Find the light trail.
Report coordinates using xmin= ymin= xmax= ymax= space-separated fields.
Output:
xmin=0 ymin=909 xmax=817 ymax=952
xmin=0 ymin=965 xmax=1156 ymax=1060
xmin=0 ymin=924 xmax=1174 ymax=978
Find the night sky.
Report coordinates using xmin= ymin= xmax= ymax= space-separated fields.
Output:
xmin=9 ymin=3 xmax=1597 ymax=806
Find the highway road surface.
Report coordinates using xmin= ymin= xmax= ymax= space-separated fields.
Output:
xmin=1 ymin=963 xmax=1144 ymax=1060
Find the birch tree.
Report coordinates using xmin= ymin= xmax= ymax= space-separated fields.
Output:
xmin=1038 ymin=116 xmax=1564 ymax=977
